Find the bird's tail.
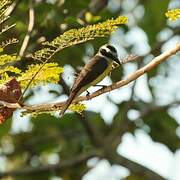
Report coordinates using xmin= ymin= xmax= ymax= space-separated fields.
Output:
xmin=60 ymin=91 xmax=78 ymax=116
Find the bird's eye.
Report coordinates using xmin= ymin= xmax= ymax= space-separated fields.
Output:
xmin=100 ymin=49 xmax=108 ymax=56
xmin=100 ymin=48 xmax=117 ymax=61
xmin=106 ymin=45 xmax=117 ymax=53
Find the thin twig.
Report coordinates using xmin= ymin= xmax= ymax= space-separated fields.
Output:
xmin=4 ymin=0 xmax=22 ymax=17
xmin=79 ymin=114 xmax=104 ymax=147
xmin=106 ymin=29 xmax=180 ymax=148
xmin=73 ymin=43 xmax=180 ymax=103
xmin=13 ymin=43 xmax=180 ymax=112
xmin=0 ymin=148 xmax=165 ymax=179
xmin=19 ymin=0 xmax=35 ymax=58
xmin=0 ymin=151 xmax=98 ymax=178
xmin=1 ymin=43 xmax=179 ymax=111
xmin=59 ymin=76 xmax=103 ymax=147
xmin=106 ymin=152 xmax=166 ymax=180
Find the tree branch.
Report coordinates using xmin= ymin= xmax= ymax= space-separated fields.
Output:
xmin=107 ymin=99 xmax=180 ymax=152
xmin=0 ymin=148 xmax=166 ymax=179
xmin=0 ymin=151 xmax=98 ymax=178
xmin=19 ymin=0 xmax=35 ymax=58
xmin=73 ymin=43 xmax=180 ymax=103
xmin=77 ymin=0 xmax=108 ymax=20
xmin=79 ymin=114 xmax=104 ymax=147
xmin=59 ymin=76 xmax=103 ymax=147
xmin=106 ymin=30 xmax=180 ymax=150
xmin=106 ymin=152 xmax=166 ymax=180
xmin=1 ymin=43 xmax=180 ymax=112
xmin=4 ymin=0 xmax=22 ymax=17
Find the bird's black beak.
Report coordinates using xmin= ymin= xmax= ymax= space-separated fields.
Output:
xmin=113 ymin=56 xmax=121 ymax=65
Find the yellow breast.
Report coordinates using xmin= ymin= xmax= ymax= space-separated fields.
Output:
xmin=78 ymin=63 xmax=112 ymax=95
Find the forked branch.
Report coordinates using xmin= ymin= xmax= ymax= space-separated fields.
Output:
xmin=0 ymin=43 xmax=180 ymax=113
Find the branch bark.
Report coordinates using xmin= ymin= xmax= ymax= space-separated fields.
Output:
xmin=59 ymin=76 xmax=104 ymax=147
xmin=106 ymin=152 xmax=166 ymax=180
xmin=1 ymin=43 xmax=179 ymax=113
xmin=19 ymin=0 xmax=35 ymax=58
xmin=0 ymin=43 xmax=179 ymax=115
xmin=73 ymin=43 xmax=180 ymax=103
xmin=0 ymin=151 xmax=97 ymax=178
xmin=4 ymin=0 xmax=22 ymax=17
xmin=0 ymin=149 xmax=166 ymax=180
xmin=79 ymin=114 xmax=104 ymax=147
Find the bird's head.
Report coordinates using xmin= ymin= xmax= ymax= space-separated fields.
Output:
xmin=98 ymin=44 xmax=121 ymax=65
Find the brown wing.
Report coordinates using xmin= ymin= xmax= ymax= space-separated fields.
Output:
xmin=60 ymin=55 xmax=108 ymax=116
xmin=71 ymin=55 xmax=108 ymax=92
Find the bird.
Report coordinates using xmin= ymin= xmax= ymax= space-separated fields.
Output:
xmin=60 ymin=44 xmax=120 ymax=116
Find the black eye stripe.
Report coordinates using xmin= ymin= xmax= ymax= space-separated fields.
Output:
xmin=100 ymin=49 xmax=108 ymax=56
xmin=100 ymin=49 xmax=115 ymax=59
xmin=106 ymin=45 xmax=117 ymax=53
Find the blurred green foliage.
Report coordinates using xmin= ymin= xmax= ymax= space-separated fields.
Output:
xmin=0 ymin=0 xmax=179 ymax=180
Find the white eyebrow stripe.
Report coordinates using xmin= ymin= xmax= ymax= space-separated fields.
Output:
xmin=103 ymin=47 xmax=111 ymax=52
xmin=101 ymin=46 xmax=117 ymax=56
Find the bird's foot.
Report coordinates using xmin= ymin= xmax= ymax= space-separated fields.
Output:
xmin=86 ymin=90 xmax=91 ymax=100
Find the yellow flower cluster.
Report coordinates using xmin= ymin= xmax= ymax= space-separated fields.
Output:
xmin=0 ymin=54 xmax=20 ymax=84
xmin=165 ymin=9 xmax=180 ymax=21
xmin=69 ymin=103 xmax=86 ymax=114
xmin=0 ymin=54 xmax=19 ymax=65
xmin=33 ymin=16 xmax=128 ymax=61
xmin=18 ymin=63 xmax=64 ymax=88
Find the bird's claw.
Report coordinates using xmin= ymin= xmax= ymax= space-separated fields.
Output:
xmin=86 ymin=91 xmax=91 ymax=100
